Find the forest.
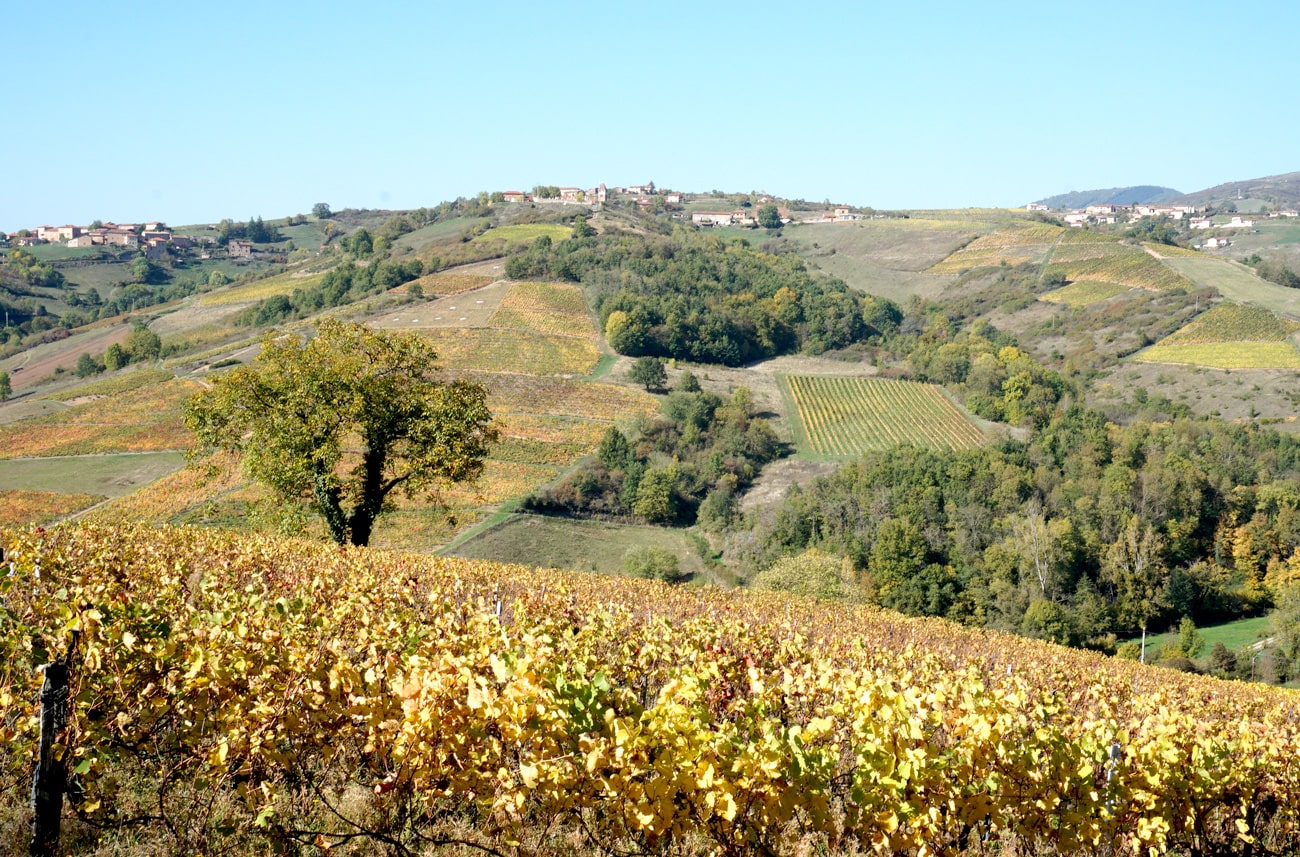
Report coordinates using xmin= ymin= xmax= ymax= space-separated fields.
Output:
xmin=506 ymin=228 xmax=901 ymax=365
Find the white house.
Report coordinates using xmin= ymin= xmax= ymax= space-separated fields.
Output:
xmin=692 ymin=211 xmax=734 ymax=227
xmin=1189 ymin=217 xmax=1213 ymax=230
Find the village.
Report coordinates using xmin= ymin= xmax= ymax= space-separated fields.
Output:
xmin=0 ymin=220 xmax=246 ymax=262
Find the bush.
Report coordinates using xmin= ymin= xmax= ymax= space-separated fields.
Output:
xmin=622 ymin=546 xmax=683 ymax=583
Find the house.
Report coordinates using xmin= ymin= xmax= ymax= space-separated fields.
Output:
xmin=66 ymin=235 xmax=97 ymax=248
xmin=103 ymin=230 xmax=139 ymax=247
xmin=1202 ymin=237 xmax=1231 ymax=249
xmin=144 ymin=222 xmax=166 ymax=232
xmin=692 ymin=211 xmax=734 ymax=227
xmin=170 ymin=235 xmax=194 ymax=250
xmin=636 ymin=197 xmax=654 ymax=209
xmin=627 ymin=184 xmax=654 ymax=196
xmin=664 ymin=193 xmax=683 ymax=205
xmin=1085 ymin=204 xmax=1118 ymax=216
xmin=558 ymin=187 xmax=582 ymax=202
xmin=12 ymin=234 xmax=45 ymax=246
xmin=229 ymin=239 xmax=253 ymax=257
xmin=834 ymin=205 xmax=859 ymax=221
xmin=1190 ymin=217 xmax=1213 ymax=229
xmin=732 ymin=208 xmax=756 ymax=227
xmin=1063 ymin=212 xmax=1088 ymax=227
xmin=1228 ymin=216 xmax=1255 ymax=229
xmin=597 ymin=183 xmax=608 ymax=204
xmin=144 ymin=243 xmax=169 ymax=260
xmin=1273 ymin=210 xmax=1299 ymax=218
xmin=502 ymin=190 xmax=526 ymax=203
xmin=1025 ymin=203 xmax=1050 ymax=211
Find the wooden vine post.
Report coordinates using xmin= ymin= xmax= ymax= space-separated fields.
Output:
xmin=30 ymin=635 xmax=76 ymax=857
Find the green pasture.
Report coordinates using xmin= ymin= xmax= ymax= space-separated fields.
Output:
xmin=1166 ymin=256 xmax=1300 ymax=317
xmin=446 ymin=513 xmax=709 ymax=581
xmin=0 ymin=452 xmax=186 ymax=497
xmin=472 ymin=223 xmax=573 ymax=245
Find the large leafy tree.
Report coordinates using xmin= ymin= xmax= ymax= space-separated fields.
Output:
xmin=185 ymin=319 xmax=498 ymax=545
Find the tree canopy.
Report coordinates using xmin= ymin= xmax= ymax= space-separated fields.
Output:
xmin=185 ymin=319 xmax=498 ymax=546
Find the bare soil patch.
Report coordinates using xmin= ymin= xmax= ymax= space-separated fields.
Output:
xmin=367 ymin=280 xmax=512 ymax=331
xmin=739 ymin=457 xmax=841 ymax=513
xmin=0 ymin=324 xmax=132 ymax=392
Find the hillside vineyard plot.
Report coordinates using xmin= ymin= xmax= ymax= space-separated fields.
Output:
xmin=4 ymin=524 xmax=1299 ymax=857
xmin=784 ymin=375 xmax=984 ymax=456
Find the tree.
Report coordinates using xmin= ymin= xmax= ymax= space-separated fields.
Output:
xmin=124 ymin=324 xmax=162 ymax=363
xmin=104 ymin=344 xmax=126 ymax=371
xmin=572 ymin=215 xmax=595 ymax=239
xmin=622 ymin=545 xmax=683 ymax=583
xmin=628 ymin=356 xmax=667 ymax=392
xmin=757 ymin=203 xmax=782 ymax=229
xmin=312 ymin=203 xmax=332 ymax=219
xmin=0 ymin=370 xmax=9 ymax=401
xmin=75 ymin=353 xmax=101 ymax=378
xmin=185 ymin=319 xmax=498 ymax=546
xmin=131 ymin=256 xmax=160 ymax=285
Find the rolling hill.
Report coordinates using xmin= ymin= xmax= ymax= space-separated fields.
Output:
xmin=1034 ymin=185 xmax=1181 ymax=209
xmin=1174 ymin=170 xmax=1300 ymax=209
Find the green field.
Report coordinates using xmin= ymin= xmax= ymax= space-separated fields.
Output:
xmin=1125 ymin=615 xmax=1274 ymax=659
xmin=0 ymin=451 xmax=185 ymax=497
xmin=1134 ymin=342 xmax=1300 ymax=370
xmin=392 ymin=217 xmax=479 ymax=253
xmin=446 ymin=513 xmax=708 ymax=580
xmin=782 ymin=375 xmax=985 ymax=457
xmin=472 ymin=223 xmax=573 ymax=245
xmin=1040 ymin=281 xmax=1133 ymax=307
xmin=1166 ymin=256 xmax=1300 ymax=317
xmin=785 ymin=220 xmax=977 ymax=301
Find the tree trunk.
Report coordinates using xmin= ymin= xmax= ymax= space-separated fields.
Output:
xmin=313 ymin=467 xmax=349 ymax=545
xmin=347 ymin=444 xmax=388 ymax=547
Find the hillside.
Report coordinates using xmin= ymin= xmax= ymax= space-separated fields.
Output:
xmin=1175 ymin=170 xmax=1300 ymax=209
xmin=1034 ymin=185 xmax=1181 ymax=208
xmin=3 ymin=523 xmax=1299 ymax=856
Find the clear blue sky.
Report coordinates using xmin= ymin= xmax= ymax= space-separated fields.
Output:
xmin=4 ymin=0 xmax=1298 ymax=231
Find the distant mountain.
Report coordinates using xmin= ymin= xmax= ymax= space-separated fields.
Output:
xmin=1035 ymin=186 xmax=1182 ymax=209
xmin=1174 ymin=171 xmax=1300 ymax=209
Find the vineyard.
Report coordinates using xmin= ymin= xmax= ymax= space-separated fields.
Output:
xmin=0 ymin=378 xmax=198 ymax=459
xmin=1134 ymin=342 xmax=1300 ymax=370
xmin=410 ymin=271 xmax=495 ymax=296
xmin=1042 ymin=244 xmax=1194 ymax=291
xmin=199 ymin=272 xmax=326 ymax=306
xmin=2 ymin=524 xmax=1299 ymax=857
xmin=1157 ymin=303 xmax=1300 ymax=345
xmin=927 ymin=224 xmax=1062 ymax=274
xmin=488 ymin=281 xmax=598 ymax=338
xmin=420 ymin=327 xmax=601 ymax=376
xmin=783 ymin=375 xmax=985 ymax=456
xmin=38 ymin=368 xmax=175 ymax=401
xmin=0 ymin=490 xmax=102 ymax=526
xmin=1040 ymin=281 xmax=1132 ymax=308
xmin=1131 ymin=304 xmax=1300 ymax=369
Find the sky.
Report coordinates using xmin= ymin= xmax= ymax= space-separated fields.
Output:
xmin=4 ymin=0 xmax=1299 ymax=231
